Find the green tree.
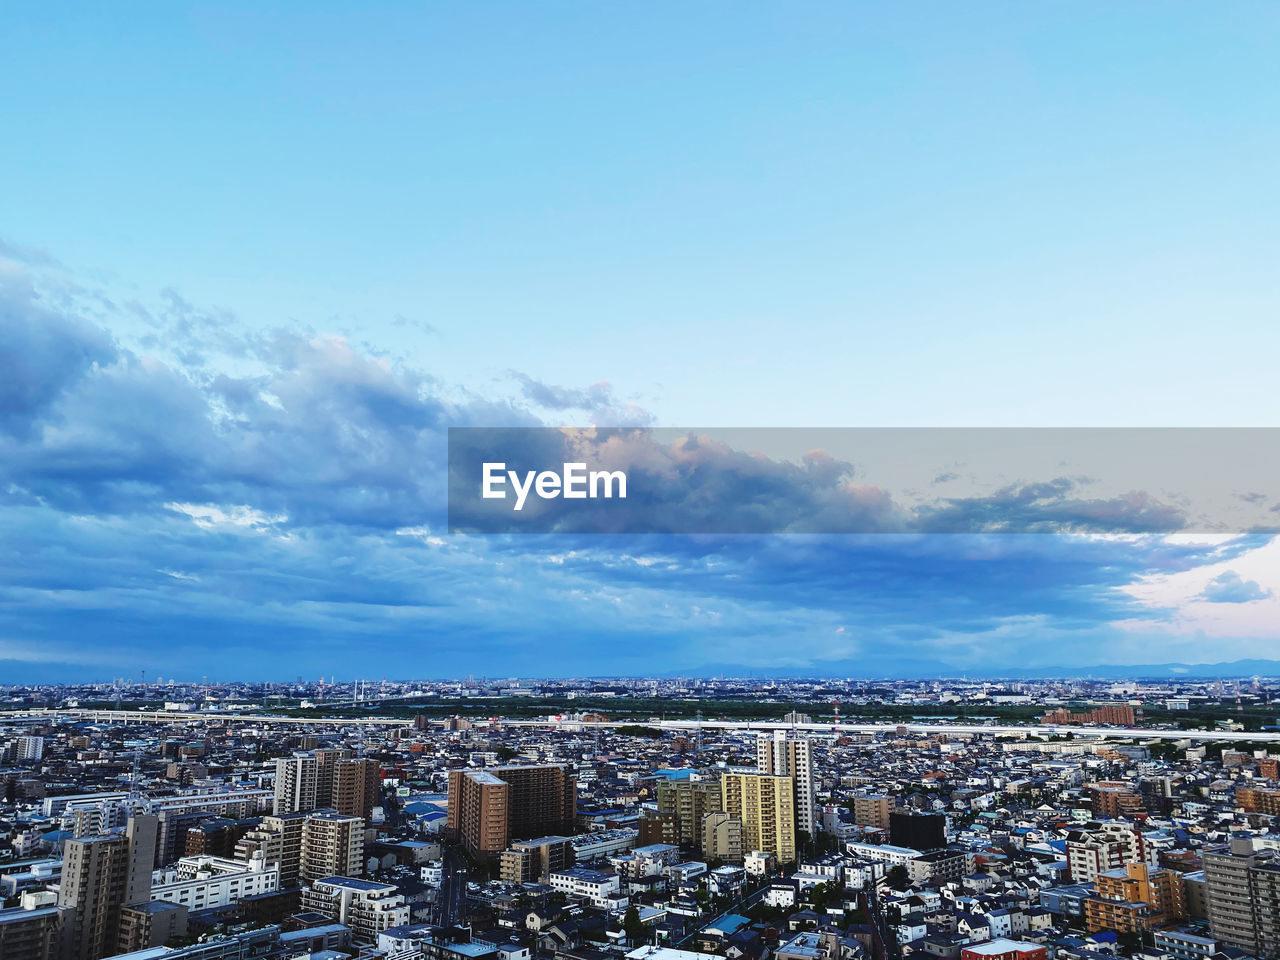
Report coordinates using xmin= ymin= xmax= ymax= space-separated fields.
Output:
xmin=624 ymin=906 xmax=646 ymax=945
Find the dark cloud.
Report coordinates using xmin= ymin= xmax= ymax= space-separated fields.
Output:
xmin=0 ymin=275 xmax=117 ymax=436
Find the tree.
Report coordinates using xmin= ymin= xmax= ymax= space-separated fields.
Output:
xmin=624 ymin=906 xmax=646 ymax=945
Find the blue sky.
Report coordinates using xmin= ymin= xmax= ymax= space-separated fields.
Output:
xmin=3 ymin=3 xmax=1280 ymax=680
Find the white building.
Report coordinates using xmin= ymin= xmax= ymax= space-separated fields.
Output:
xmin=549 ymin=867 xmax=626 ymax=908
xmin=301 ymin=877 xmax=409 ymax=942
xmin=151 ymin=853 xmax=279 ymax=910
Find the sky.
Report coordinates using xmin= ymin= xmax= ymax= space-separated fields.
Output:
xmin=3 ymin=3 xmax=1280 ymax=681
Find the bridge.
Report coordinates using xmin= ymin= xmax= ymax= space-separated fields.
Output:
xmin=2 ymin=708 xmax=1274 ymax=743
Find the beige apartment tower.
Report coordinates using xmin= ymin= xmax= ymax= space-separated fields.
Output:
xmin=721 ymin=773 xmax=796 ymax=864
xmin=656 ymin=779 xmax=722 ymax=851
xmin=300 ymin=810 xmax=364 ymax=882
xmin=57 ymin=815 xmax=158 ymax=960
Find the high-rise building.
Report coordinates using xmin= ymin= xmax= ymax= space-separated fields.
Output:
xmin=300 ymin=810 xmax=364 ymax=882
xmin=721 ymin=773 xmax=796 ymax=864
xmin=16 ymin=737 xmax=45 ymax=762
xmin=757 ymin=731 xmax=816 ymax=838
xmin=333 ymin=759 xmax=380 ymax=821
xmin=275 ymin=754 xmax=319 ymax=815
xmin=447 ymin=765 xmax=575 ymax=861
xmin=702 ymin=811 xmax=744 ymax=863
xmin=314 ymin=748 xmax=352 ymax=808
xmin=656 ymin=779 xmax=721 ymax=850
xmin=236 ymin=813 xmax=307 ymax=889
xmin=1204 ymin=837 xmax=1280 ymax=956
xmin=56 ymin=814 xmax=158 ymax=960
xmin=852 ymin=793 xmax=895 ymax=831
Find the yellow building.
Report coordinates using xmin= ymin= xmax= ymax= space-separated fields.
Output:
xmin=721 ymin=773 xmax=796 ymax=864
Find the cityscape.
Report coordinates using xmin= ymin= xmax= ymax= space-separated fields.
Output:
xmin=6 ymin=5 xmax=1280 ymax=960
xmin=6 ymin=675 xmax=1280 ymax=960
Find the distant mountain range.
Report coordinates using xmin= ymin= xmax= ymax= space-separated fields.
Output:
xmin=674 ymin=657 xmax=1280 ymax=681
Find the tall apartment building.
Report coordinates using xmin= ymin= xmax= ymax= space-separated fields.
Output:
xmin=757 ymin=731 xmax=816 ymax=837
xmin=1084 ymin=862 xmax=1187 ymax=934
xmin=702 ymin=811 xmax=744 ymax=863
xmin=314 ymin=748 xmax=352 ymax=808
xmin=851 ymin=793 xmax=895 ymax=831
xmin=721 ymin=773 xmax=796 ymax=864
xmin=275 ymin=753 xmax=320 ymax=815
xmin=16 ymin=736 xmax=45 ymax=762
xmin=1066 ymin=822 xmax=1158 ymax=883
xmin=655 ymin=779 xmax=722 ymax=850
xmin=56 ymin=814 xmax=158 ymax=960
xmin=333 ymin=759 xmax=380 ymax=821
xmin=236 ymin=812 xmax=307 ymax=888
xmin=447 ymin=765 xmax=575 ymax=861
xmin=300 ymin=810 xmax=364 ymax=882
xmin=1204 ymin=837 xmax=1280 ymax=956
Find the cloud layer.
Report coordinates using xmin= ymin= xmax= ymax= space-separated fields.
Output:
xmin=2 ymin=247 xmax=1278 ymax=681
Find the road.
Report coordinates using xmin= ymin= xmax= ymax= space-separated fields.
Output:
xmin=5 ymin=708 xmax=1277 ymax=743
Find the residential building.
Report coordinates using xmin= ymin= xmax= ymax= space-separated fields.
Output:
xmin=721 ymin=773 xmax=796 ymax=864
xmin=758 ymin=731 xmax=816 ymax=838
xmin=447 ymin=765 xmax=575 ymax=861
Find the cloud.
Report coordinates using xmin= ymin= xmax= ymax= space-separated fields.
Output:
xmin=3 ymin=243 xmax=1279 ymax=680
xmin=509 ymin=371 xmax=654 ymax=426
xmin=1199 ymin=570 xmax=1273 ymax=604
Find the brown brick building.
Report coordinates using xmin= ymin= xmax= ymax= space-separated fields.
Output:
xmin=447 ymin=765 xmax=576 ymax=861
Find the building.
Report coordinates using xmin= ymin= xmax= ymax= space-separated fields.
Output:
xmin=1084 ymin=862 xmax=1187 ymax=933
xmin=757 ymin=731 xmax=816 ymax=838
xmin=851 ymin=793 xmax=895 ymax=831
xmin=1042 ymin=704 xmax=1136 ymax=726
xmin=721 ymin=773 xmax=796 ymax=864
xmin=702 ymin=811 xmax=744 ymax=863
xmin=889 ymin=811 xmax=945 ymax=851
xmin=150 ymin=853 xmax=280 ymax=911
xmin=300 ymin=877 xmax=409 ymax=943
xmin=275 ymin=753 xmax=320 ymax=815
xmin=314 ymin=747 xmax=352 ymax=808
xmin=300 ymin=810 xmax=364 ymax=882
xmin=116 ymin=901 xmax=188 ymax=954
xmin=235 ymin=812 xmax=306 ymax=888
xmin=447 ymin=765 xmax=575 ymax=861
xmin=1204 ymin=837 xmax=1280 ymax=956
xmin=57 ymin=814 xmax=158 ymax=960
xmin=656 ymin=779 xmax=722 ymax=850
xmin=548 ymin=867 xmax=624 ymax=908
xmin=1087 ymin=781 xmax=1147 ymax=819
xmin=1066 ymin=822 xmax=1157 ymax=883
xmin=15 ymin=736 xmax=45 ymax=762
xmin=499 ymin=836 xmax=574 ymax=883
xmin=0 ymin=893 xmax=62 ymax=960
xmin=960 ymin=941 xmax=1048 ymax=960
xmin=333 ymin=758 xmax=381 ymax=821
